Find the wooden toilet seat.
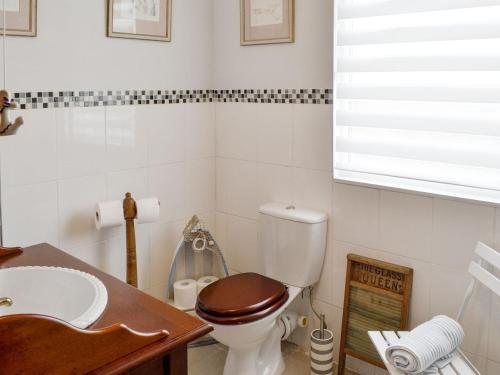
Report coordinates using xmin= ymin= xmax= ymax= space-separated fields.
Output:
xmin=195 ymin=273 xmax=289 ymax=325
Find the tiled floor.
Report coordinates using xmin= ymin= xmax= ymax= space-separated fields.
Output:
xmin=188 ymin=341 xmax=359 ymax=375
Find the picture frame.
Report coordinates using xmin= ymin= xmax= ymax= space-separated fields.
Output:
xmin=240 ymin=0 xmax=294 ymax=46
xmin=0 ymin=0 xmax=37 ymax=37
xmin=107 ymin=0 xmax=172 ymax=42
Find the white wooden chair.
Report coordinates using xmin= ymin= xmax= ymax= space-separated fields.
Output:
xmin=369 ymin=242 xmax=500 ymax=375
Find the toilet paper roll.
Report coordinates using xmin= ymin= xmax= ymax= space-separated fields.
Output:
xmin=136 ymin=197 xmax=160 ymax=224
xmin=174 ymin=279 xmax=197 ymax=310
xmin=196 ymin=276 xmax=219 ymax=294
xmin=95 ymin=200 xmax=123 ymax=230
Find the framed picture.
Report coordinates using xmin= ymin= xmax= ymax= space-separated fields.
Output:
xmin=107 ymin=0 xmax=172 ymax=42
xmin=240 ymin=0 xmax=294 ymax=46
xmin=0 ymin=0 xmax=37 ymax=37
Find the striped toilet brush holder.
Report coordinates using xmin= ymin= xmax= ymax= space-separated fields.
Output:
xmin=310 ymin=328 xmax=334 ymax=375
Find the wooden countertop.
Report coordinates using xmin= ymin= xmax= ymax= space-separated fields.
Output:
xmin=0 ymin=243 xmax=212 ymax=373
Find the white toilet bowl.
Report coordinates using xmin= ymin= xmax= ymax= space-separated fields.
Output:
xmin=198 ymin=285 xmax=301 ymax=375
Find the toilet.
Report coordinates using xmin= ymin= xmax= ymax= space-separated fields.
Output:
xmin=195 ymin=203 xmax=328 ymax=375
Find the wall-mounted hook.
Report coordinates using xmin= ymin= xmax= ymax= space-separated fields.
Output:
xmin=0 ymin=90 xmax=23 ymax=136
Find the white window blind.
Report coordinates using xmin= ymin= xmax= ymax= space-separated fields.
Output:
xmin=333 ymin=0 xmax=500 ymax=204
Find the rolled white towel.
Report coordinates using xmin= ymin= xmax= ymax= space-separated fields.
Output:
xmin=385 ymin=315 xmax=464 ymax=374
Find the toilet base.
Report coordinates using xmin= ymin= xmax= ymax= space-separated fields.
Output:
xmin=223 ymin=324 xmax=285 ymax=375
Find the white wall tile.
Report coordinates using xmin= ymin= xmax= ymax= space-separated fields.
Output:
xmin=186 ymin=158 xmax=216 ymax=215
xmin=215 ymin=212 xmax=261 ymax=274
xmin=257 ymin=104 xmax=294 ymax=166
xmin=314 ymin=227 xmax=335 ymax=305
xmin=58 ymin=174 xmax=107 ymax=248
xmin=106 ymin=168 xmax=149 ymax=201
xmin=149 ymin=219 xmax=187 ymax=287
xmin=257 ymin=163 xmax=294 ymax=207
xmin=432 ymin=199 xmax=495 ymax=271
xmin=146 ymin=104 xmax=186 ymax=165
xmin=495 ymin=209 xmax=500 ymax=249
xmin=0 ymin=108 xmax=57 ymax=186
xmin=430 ymin=265 xmax=490 ymax=357
xmin=2 ymin=182 xmax=59 ymax=247
xmin=186 ymin=103 xmax=215 ymax=160
xmin=216 ymin=158 xmax=258 ymax=219
xmin=488 ymin=295 xmax=500 ymax=363
xmin=487 ymin=360 xmax=500 ymax=375
xmin=293 ymin=167 xmax=333 ymax=215
xmin=293 ymin=104 xmax=333 ymax=171
xmin=177 ymin=0 xmax=214 ymax=89
xmin=215 ymin=103 xmax=258 ymax=161
xmin=148 ymin=282 xmax=169 ymax=303
xmin=333 ymin=183 xmax=379 ymax=249
xmin=380 ymin=191 xmax=432 ymax=262
xmin=105 ymin=106 xmax=148 ymax=172
xmin=148 ymin=163 xmax=186 ymax=223
xmin=65 ymin=241 xmax=107 ymax=271
xmin=56 ymin=107 xmax=106 ymax=179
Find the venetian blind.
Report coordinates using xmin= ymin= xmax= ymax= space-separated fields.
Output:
xmin=333 ymin=0 xmax=500 ymax=203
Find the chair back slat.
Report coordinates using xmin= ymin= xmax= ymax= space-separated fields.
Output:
xmin=474 ymin=242 xmax=500 ymax=270
xmin=458 ymin=242 xmax=500 ymax=322
xmin=468 ymin=261 xmax=500 ymax=298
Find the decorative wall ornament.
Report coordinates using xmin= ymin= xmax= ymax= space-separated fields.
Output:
xmin=0 ymin=0 xmax=36 ymax=37
xmin=241 ymin=0 xmax=294 ymax=46
xmin=107 ymin=0 xmax=172 ymax=42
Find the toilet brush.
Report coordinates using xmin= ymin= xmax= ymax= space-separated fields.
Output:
xmin=310 ymin=314 xmax=334 ymax=375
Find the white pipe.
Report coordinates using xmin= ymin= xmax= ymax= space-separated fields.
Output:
xmin=278 ymin=311 xmax=308 ymax=341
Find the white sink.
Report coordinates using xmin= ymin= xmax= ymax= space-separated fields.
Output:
xmin=0 ymin=266 xmax=108 ymax=328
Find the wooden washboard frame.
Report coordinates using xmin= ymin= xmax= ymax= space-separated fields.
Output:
xmin=337 ymin=254 xmax=413 ymax=374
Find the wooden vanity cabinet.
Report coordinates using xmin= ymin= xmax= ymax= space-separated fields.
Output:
xmin=0 ymin=243 xmax=212 ymax=374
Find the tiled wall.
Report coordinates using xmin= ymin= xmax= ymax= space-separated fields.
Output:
xmin=0 ymin=103 xmax=215 ymax=298
xmin=213 ymin=101 xmax=500 ymax=375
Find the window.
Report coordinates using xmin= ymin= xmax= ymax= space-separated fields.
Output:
xmin=333 ymin=0 xmax=500 ymax=204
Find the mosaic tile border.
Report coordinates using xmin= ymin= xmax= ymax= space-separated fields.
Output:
xmin=12 ymin=89 xmax=332 ymax=109
xmin=214 ymin=89 xmax=333 ymax=104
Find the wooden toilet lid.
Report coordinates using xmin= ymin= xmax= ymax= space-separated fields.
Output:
xmin=196 ymin=273 xmax=289 ymax=325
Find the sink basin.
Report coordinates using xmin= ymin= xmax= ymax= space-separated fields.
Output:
xmin=0 ymin=266 xmax=108 ymax=328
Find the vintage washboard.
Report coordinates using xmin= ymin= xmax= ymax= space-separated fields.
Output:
xmin=337 ymin=254 xmax=413 ymax=374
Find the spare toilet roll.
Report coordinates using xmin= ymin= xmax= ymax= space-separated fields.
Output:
xmin=174 ymin=279 xmax=197 ymax=310
xmin=136 ymin=197 xmax=160 ymax=224
xmin=197 ymin=276 xmax=219 ymax=294
xmin=95 ymin=200 xmax=123 ymax=230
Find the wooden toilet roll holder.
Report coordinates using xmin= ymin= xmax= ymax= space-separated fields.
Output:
xmin=123 ymin=192 xmax=139 ymax=288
